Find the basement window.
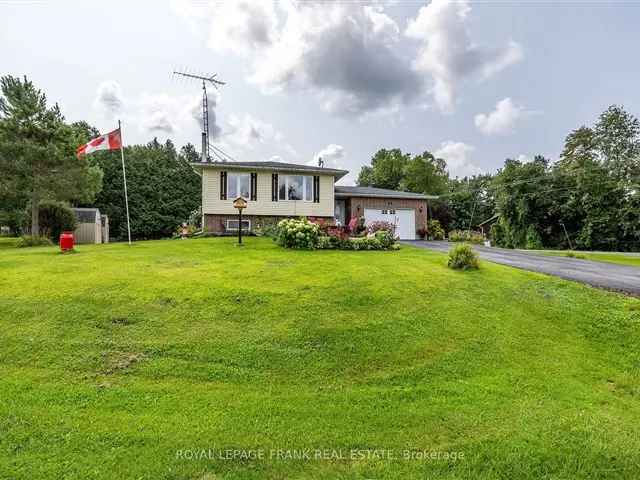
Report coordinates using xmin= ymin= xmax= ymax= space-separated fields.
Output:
xmin=225 ymin=219 xmax=251 ymax=232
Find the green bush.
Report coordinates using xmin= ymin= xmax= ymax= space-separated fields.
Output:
xmin=275 ymin=218 xmax=321 ymax=249
xmin=374 ymin=230 xmax=395 ymax=249
xmin=338 ymin=232 xmax=396 ymax=250
xmin=447 ymin=243 xmax=480 ymax=270
xmin=490 ymin=222 xmax=506 ymax=247
xmin=316 ymin=236 xmax=335 ymax=249
xmin=427 ymin=219 xmax=445 ymax=240
xmin=16 ymin=235 xmax=53 ymax=248
xmin=448 ymin=229 xmax=484 ymax=244
xmin=38 ymin=201 xmax=77 ymax=241
xmin=525 ymin=225 xmax=543 ymax=250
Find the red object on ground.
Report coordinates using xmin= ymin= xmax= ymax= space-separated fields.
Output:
xmin=59 ymin=231 xmax=74 ymax=251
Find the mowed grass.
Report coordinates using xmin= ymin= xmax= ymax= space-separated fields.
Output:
xmin=1 ymin=237 xmax=640 ymax=480
xmin=534 ymin=250 xmax=640 ymax=268
xmin=533 ymin=250 xmax=640 ymax=267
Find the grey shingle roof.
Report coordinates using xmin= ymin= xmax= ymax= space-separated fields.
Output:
xmin=191 ymin=160 xmax=348 ymax=179
xmin=334 ymin=186 xmax=437 ymax=200
xmin=72 ymin=207 xmax=100 ymax=223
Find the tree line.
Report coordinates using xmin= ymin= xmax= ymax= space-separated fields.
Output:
xmin=0 ymin=76 xmax=201 ymax=240
xmin=357 ymin=105 xmax=640 ymax=251
xmin=2 ymin=75 xmax=638 ymax=250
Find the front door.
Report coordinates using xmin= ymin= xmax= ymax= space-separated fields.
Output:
xmin=334 ymin=200 xmax=346 ymax=225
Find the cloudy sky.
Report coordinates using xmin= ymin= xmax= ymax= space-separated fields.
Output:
xmin=2 ymin=0 xmax=639 ymax=185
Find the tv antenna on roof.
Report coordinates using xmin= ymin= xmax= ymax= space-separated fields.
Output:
xmin=173 ymin=70 xmax=225 ymax=162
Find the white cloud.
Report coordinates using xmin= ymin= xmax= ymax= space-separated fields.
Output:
xmin=405 ymin=0 xmax=523 ymax=113
xmin=435 ymin=140 xmax=482 ymax=178
xmin=206 ymin=0 xmax=279 ymax=56
xmin=94 ymin=80 xmax=124 ymax=116
xmin=516 ymin=154 xmax=532 ymax=163
xmin=310 ymin=143 xmax=358 ymax=185
xmin=90 ymin=77 xmax=292 ymax=160
xmin=136 ymin=92 xmax=218 ymax=139
xmin=312 ymin=143 xmax=345 ymax=169
xmin=474 ymin=97 xmax=524 ymax=135
xmin=191 ymin=90 xmax=222 ymax=139
xmin=175 ymin=1 xmax=522 ymax=116
xmin=181 ymin=1 xmax=423 ymax=117
xmin=222 ymin=113 xmax=294 ymax=155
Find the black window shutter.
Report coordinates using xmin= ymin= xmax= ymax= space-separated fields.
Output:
xmin=220 ymin=171 xmax=227 ymax=200
xmin=272 ymin=173 xmax=278 ymax=201
xmin=313 ymin=176 xmax=320 ymax=203
xmin=250 ymin=173 xmax=257 ymax=201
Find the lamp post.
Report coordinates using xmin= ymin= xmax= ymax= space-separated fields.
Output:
xmin=233 ymin=197 xmax=247 ymax=245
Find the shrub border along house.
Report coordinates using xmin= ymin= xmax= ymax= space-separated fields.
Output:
xmin=275 ymin=217 xmax=399 ymax=251
xmin=448 ymin=229 xmax=484 ymax=244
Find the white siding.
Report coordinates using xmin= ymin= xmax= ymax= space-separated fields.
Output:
xmin=202 ymin=168 xmax=335 ymax=217
xmin=74 ymin=223 xmax=101 ymax=244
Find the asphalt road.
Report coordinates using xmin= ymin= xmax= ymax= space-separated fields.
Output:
xmin=402 ymin=240 xmax=640 ymax=296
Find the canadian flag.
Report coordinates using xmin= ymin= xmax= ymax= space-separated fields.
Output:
xmin=76 ymin=128 xmax=122 ymax=158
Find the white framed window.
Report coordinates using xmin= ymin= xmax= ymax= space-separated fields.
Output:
xmin=226 ymin=219 xmax=251 ymax=231
xmin=228 ymin=173 xmax=251 ymax=199
xmin=278 ymin=175 xmax=313 ymax=201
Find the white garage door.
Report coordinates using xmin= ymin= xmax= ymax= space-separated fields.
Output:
xmin=364 ymin=208 xmax=415 ymax=240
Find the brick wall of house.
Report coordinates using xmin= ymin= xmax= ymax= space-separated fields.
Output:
xmin=344 ymin=197 xmax=428 ymax=232
xmin=204 ymin=214 xmax=335 ymax=234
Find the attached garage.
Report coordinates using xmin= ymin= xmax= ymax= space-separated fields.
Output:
xmin=334 ymin=186 xmax=436 ymax=240
xmin=364 ymin=208 xmax=415 ymax=240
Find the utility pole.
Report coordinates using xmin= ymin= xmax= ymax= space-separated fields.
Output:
xmin=560 ymin=221 xmax=574 ymax=250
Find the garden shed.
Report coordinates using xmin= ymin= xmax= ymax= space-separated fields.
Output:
xmin=72 ymin=208 xmax=109 ymax=244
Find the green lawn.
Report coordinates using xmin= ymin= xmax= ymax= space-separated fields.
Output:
xmin=1 ymin=237 xmax=640 ymax=479
xmin=534 ymin=249 xmax=640 ymax=268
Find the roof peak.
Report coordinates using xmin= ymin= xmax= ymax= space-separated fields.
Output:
xmin=334 ymin=185 xmax=437 ymax=199
xmin=191 ymin=160 xmax=348 ymax=179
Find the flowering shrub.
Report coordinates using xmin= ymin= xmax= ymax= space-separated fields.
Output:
xmin=447 ymin=243 xmax=480 ymax=270
xmin=275 ymin=218 xmax=321 ymax=249
xmin=448 ymin=229 xmax=484 ymax=244
xmin=326 ymin=225 xmax=349 ymax=239
xmin=373 ymin=230 xmax=395 ymax=249
xmin=275 ymin=218 xmax=399 ymax=251
xmin=367 ymin=221 xmax=395 ymax=236
xmin=347 ymin=216 xmax=366 ymax=235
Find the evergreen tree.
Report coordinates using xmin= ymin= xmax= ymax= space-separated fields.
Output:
xmin=0 ymin=76 xmax=102 ymax=235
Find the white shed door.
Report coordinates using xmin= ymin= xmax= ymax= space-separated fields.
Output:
xmin=364 ymin=208 xmax=415 ymax=240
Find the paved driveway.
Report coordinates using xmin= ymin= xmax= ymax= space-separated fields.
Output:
xmin=402 ymin=240 xmax=640 ymax=295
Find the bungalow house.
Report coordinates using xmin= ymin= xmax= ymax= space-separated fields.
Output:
xmin=192 ymin=160 xmax=436 ymax=240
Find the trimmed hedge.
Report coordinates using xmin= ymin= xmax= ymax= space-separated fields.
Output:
xmin=16 ymin=235 xmax=53 ymax=248
xmin=448 ymin=229 xmax=484 ymax=244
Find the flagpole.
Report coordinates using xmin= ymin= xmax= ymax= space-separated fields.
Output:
xmin=118 ymin=119 xmax=132 ymax=245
